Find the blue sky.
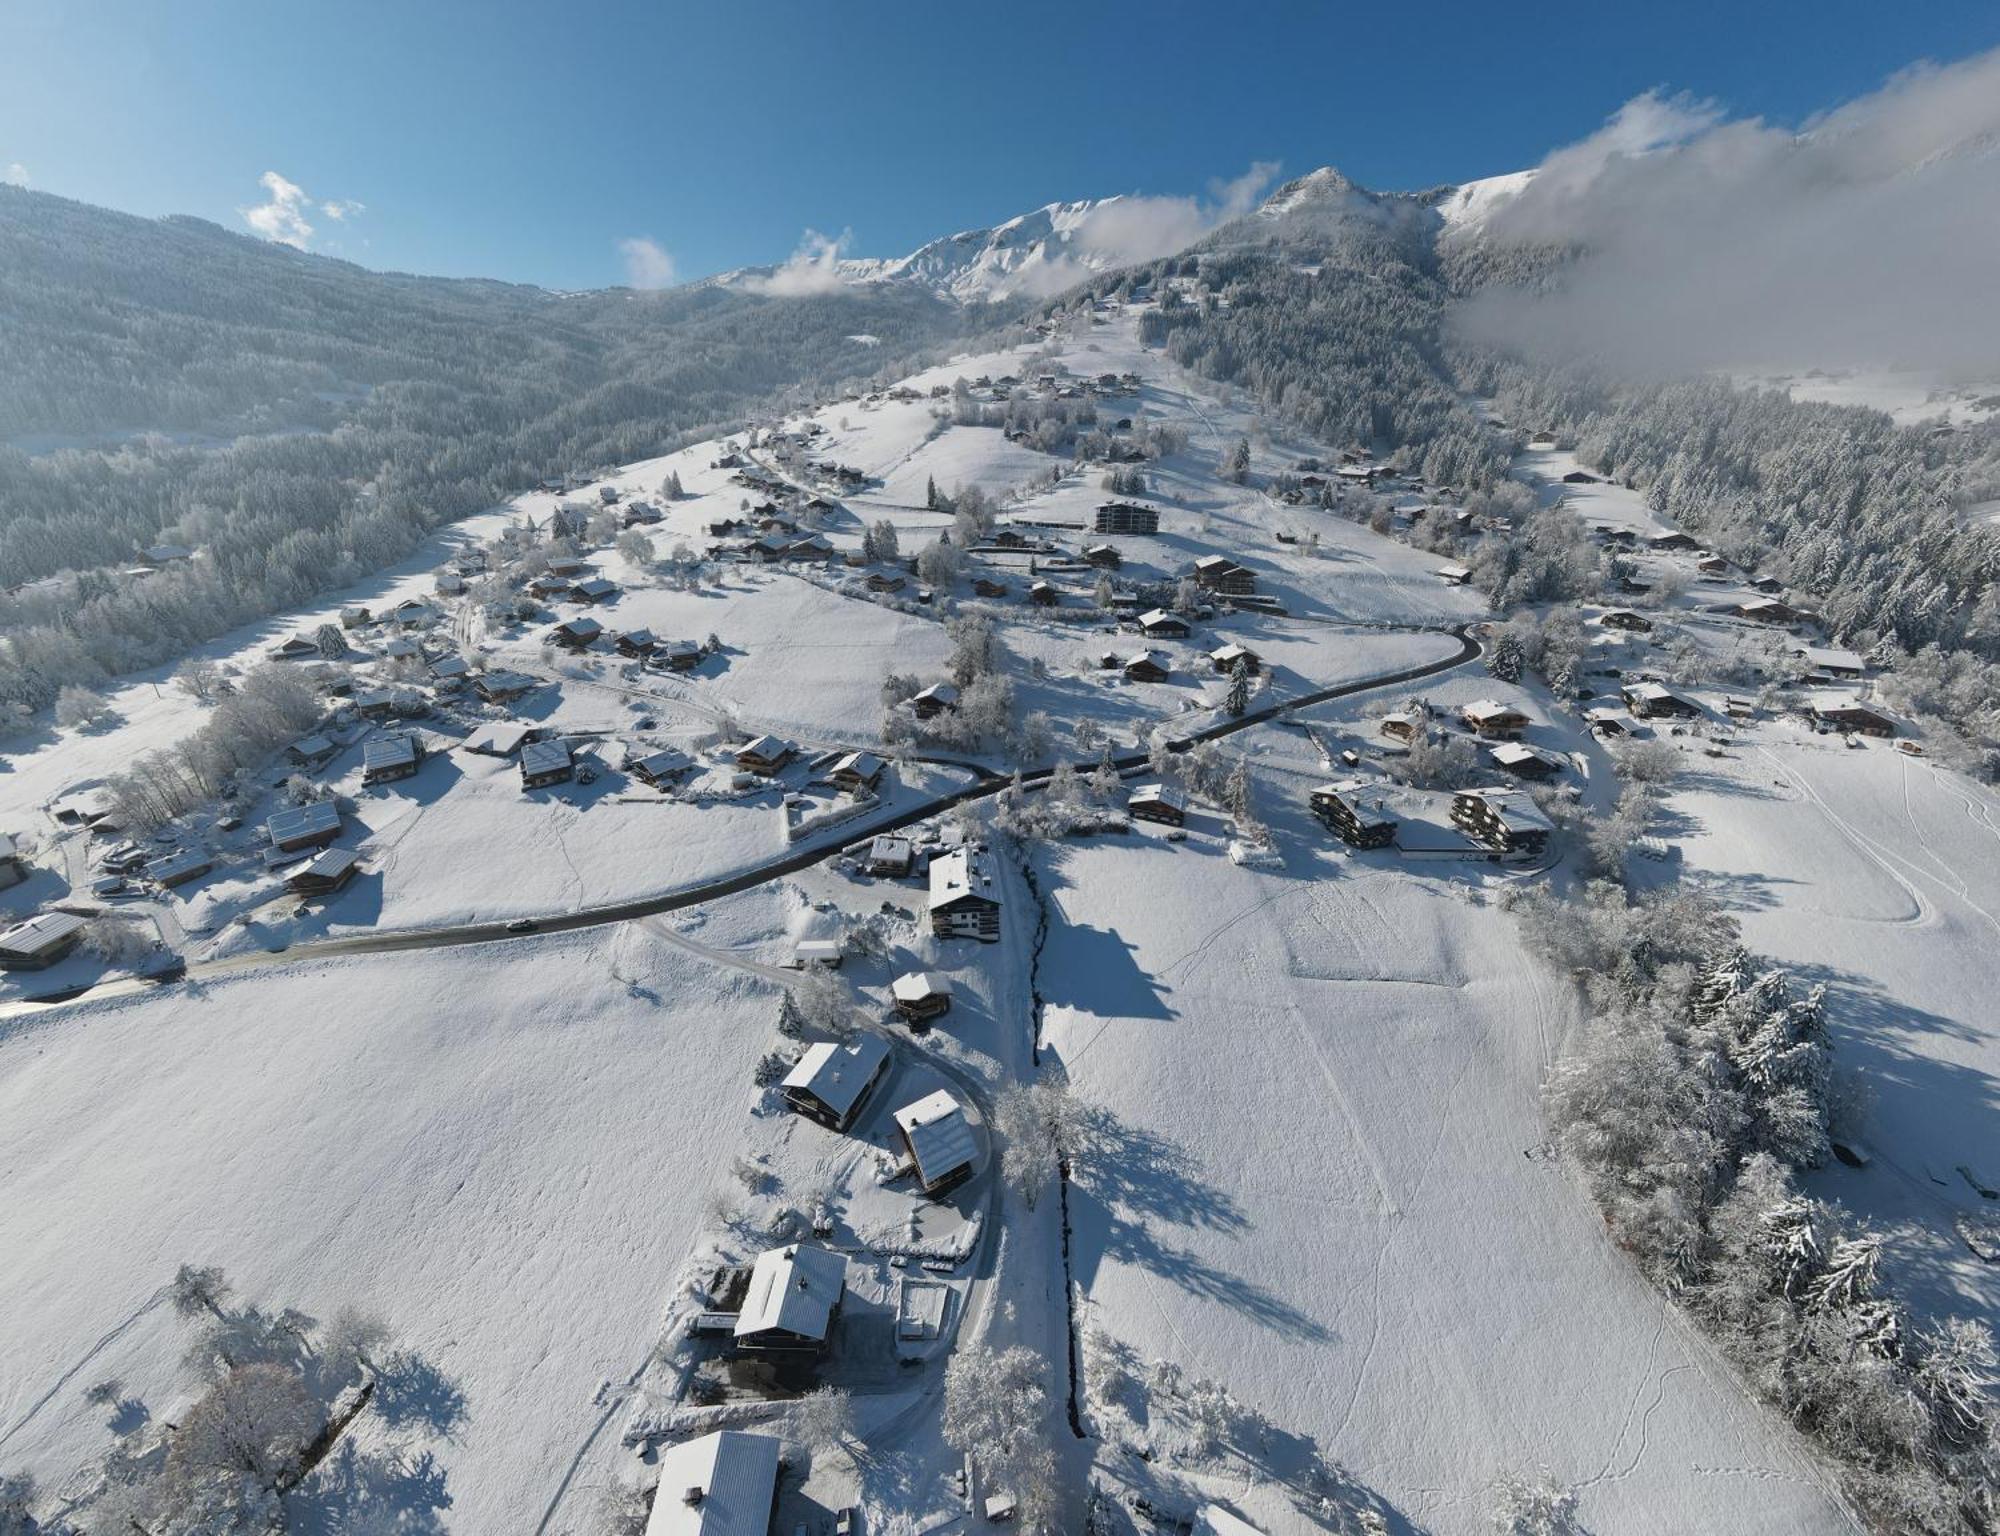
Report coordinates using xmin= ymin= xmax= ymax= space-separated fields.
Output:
xmin=3 ymin=0 xmax=1996 ymax=289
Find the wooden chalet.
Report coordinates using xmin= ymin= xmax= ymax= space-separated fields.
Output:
xmin=928 ymin=846 xmax=1000 ymax=941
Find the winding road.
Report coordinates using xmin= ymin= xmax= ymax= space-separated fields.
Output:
xmin=2 ymin=625 xmax=1480 ymax=1016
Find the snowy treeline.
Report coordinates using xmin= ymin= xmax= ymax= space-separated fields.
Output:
xmin=1511 ymin=882 xmax=1999 ymax=1531
xmin=0 ymin=187 xmax=995 ymax=721
xmin=1473 ymin=363 xmax=2000 ymax=770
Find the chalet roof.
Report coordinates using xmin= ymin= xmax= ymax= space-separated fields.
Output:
xmin=891 ymin=970 xmax=953 ymax=1004
xmin=265 ymin=801 xmax=341 ymax=847
xmin=294 ymin=845 xmax=360 ymax=884
xmin=428 ymin=655 xmax=471 ymax=679
xmin=290 ymin=733 xmax=335 ymax=759
xmin=632 ymin=748 xmax=694 ymax=780
xmin=929 ymin=846 xmax=996 ymax=912
xmin=1461 ymin=698 xmax=1527 ymax=722
xmin=1210 ymin=642 xmax=1257 ymax=664
xmin=0 ymin=910 xmax=87 ymax=957
xmin=867 ymin=834 xmax=912 ymax=865
xmin=363 ymin=733 xmax=419 ymax=771
xmin=734 ymin=1243 xmax=846 ymax=1341
xmin=556 ymin=617 xmax=603 ymax=640
xmin=1192 ymin=554 xmax=1242 ymax=575
xmin=737 ymin=733 xmax=795 ymax=763
xmin=572 ymin=577 xmax=618 ymax=599
xmin=782 ymin=1036 xmax=891 ymax=1122
xmin=1137 ymin=608 xmax=1185 ymax=629
xmin=520 ymin=739 xmax=572 ymax=777
xmin=1129 ymin=783 xmax=1187 ymax=812
xmin=144 ymin=849 xmax=213 ymax=884
xmin=894 ymin=1089 xmax=978 ymax=1187
xmin=462 ymin=721 xmax=534 ymax=756
xmin=1460 ymin=786 xmax=1554 ymax=834
xmin=1123 ymin=650 xmax=1168 ymax=672
xmin=1435 ymin=562 xmax=1473 ymax=581
xmin=1488 ymin=741 xmax=1560 ymax=770
xmin=829 ymin=750 xmax=884 ymax=782
xmin=1623 ymin=681 xmax=1688 ymax=707
xmin=1794 ymin=645 xmax=1865 ymax=672
xmin=644 ymin=1430 xmax=782 ymax=1536
xmin=911 ymin=682 xmax=959 ymax=707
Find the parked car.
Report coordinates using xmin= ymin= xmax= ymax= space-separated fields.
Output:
xmin=504 ymin=918 xmax=538 ymax=933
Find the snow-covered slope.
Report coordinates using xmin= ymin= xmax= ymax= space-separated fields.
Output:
xmin=1432 ymin=167 xmax=1537 ymax=231
xmin=841 ymin=198 xmax=1128 ymax=301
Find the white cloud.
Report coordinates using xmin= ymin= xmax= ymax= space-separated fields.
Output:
xmin=240 ymin=171 xmax=363 ymax=249
xmin=1458 ymin=48 xmax=2000 ymax=377
xmin=1070 ymin=158 xmax=1283 ymax=272
xmin=743 ymin=228 xmax=852 ymax=297
xmin=3 ymin=162 xmax=27 ymax=189
xmin=618 ymin=235 xmax=678 ymax=290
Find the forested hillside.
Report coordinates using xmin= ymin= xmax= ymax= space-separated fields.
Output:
xmin=0 ymin=186 xmax=1011 ymax=717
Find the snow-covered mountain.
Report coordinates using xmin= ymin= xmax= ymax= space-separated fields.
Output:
xmin=715 ymin=166 xmax=1539 ymax=304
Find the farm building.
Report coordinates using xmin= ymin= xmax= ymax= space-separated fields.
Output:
xmin=1809 ymin=698 xmax=1896 ymax=737
xmin=0 ymin=911 xmax=87 ymax=970
xmin=735 ymin=735 xmax=797 ymax=775
xmin=929 ymin=846 xmax=1000 ymax=942
xmin=1137 ymin=609 xmax=1189 ymax=640
xmin=1191 ymin=555 xmax=1255 ymax=596
xmin=908 ymin=683 xmax=959 ymax=720
xmin=520 ymin=739 xmax=574 ymax=789
xmin=287 ymin=846 xmax=360 ymax=896
xmin=269 ymin=635 xmax=319 ymax=661
xmin=1127 ymin=783 xmax=1187 ymax=826
xmin=781 ymin=1036 xmax=891 ymax=1131
xmin=733 ymin=1243 xmax=846 ymax=1355
xmin=1309 ymin=781 xmax=1398 ymax=849
xmin=1729 ymin=596 xmax=1797 ymax=624
xmin=1648 ymin=531 xmax=1698 ymax=552
xmin=1122 ymin=651 xmax=1171 ymax=685
xmin=894 ymin=1089 xmax=979 ymax=1196
xmin=1451 ymin=787 xmax=1555 ymax=859
xmin=1459 ymin=700 xmax=1529 ymax=739
xmin=1621 ymin=681 xmax=1699 ymax=719
xmin=828 ymin=751 xmax=885 ymax=793
xmin=644 ymin=1431 xmax=780 ymax=1536
xmin=891 ymin=970 xmax=954 ymax=1023
xmin=1094 ymin=501 xmax=1159 ymax=535
xmin=1028 ymin=580 xmax=1058 ymax=607
xmin=864 ymin=835 xmax=914 ymax=877
xmin=362 ymin=733 xmax=422 ymax=786
xmin=971 ymin=577 xmax=1009 ymax=598
xmin=265 ymin=801 xmax=342 ymax=854
xmin=1210 ymin=642 xmax=1260 ymax=675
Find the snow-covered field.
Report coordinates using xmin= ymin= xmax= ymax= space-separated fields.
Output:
xmin=0 ymin=927 xmax=779 ymax=1528
xmin=1038 ymin=720 xmax=1855 ymax=1536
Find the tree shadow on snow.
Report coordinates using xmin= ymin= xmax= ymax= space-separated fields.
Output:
xmin=372 ymin=1349 xmax=471 ymax=1441
xmin=286 ymin=1440 xmax=452 ymax=1535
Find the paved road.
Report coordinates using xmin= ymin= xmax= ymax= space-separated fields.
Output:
xmin=2 ymin=625 xmax=1478 ymax=1015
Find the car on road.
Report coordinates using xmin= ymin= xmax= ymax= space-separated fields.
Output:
xmin=504 ymin=918 xmax=538 ymax=933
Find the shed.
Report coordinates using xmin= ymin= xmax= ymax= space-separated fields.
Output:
xmin=864 ymin=834 xmax=914 ymax=877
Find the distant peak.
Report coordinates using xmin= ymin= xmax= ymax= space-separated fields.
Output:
xmin=1258 ymin=167 xmax=1360 ymax=214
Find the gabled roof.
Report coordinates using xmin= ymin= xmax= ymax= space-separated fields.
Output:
xmin=736 ymin=733 xmax=795 ymax=763
xmin=0 ymin=910 xmax=87 ymax=956
xmin=1459 ymin=786 xmax=1555 ymax=833
xmin=891 ymin=970 xmax=952 ymax=1004
xmin=734 ymin=1243 xmax=846 ymax=1341
xmin=265 ymin=801 xmax=341 ymax=847
xmin=294 ymin=845 xmax=360 ymax=885
xmin=781 ymin=1036 xmax=890 ymax=1123
xmin=520 ymin=739 xmax=572 ymax=777
xmin=362 ymin=733 xmax=419 ymax=770
xmin=910 ymin=682 xmax=959 ymax=706
xmin=1461 ymin=698 xmax=1527 ymax=722
xmin=1129 ymin=783 xmax=1186 ymax=811
xmin=1210 ymin=642 xmax=1257 ymax=663
xmin=462 ymin=721 xmax=534 ymax=756
xmin=929 ymin=846 xmax=996 ymax=911
xmin=895 ymin=1090 xmax=978 ymax=1187
xmin=1488 ymin=741 xmax=1560 ymax=770
xmin=829 ymin=750 xmax=884 ymax=782
xmin=1137 ymin=607 xmax=1185 ymax=629
xmin=645 ymin=1430 xmax=782 ymax=1536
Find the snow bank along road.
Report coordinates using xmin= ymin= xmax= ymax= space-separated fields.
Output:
xmin=0 ymin=625 xmax=1479 ymax=1016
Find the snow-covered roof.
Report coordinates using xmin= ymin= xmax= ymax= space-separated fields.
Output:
xmin=521 ymin=739 xmax=572 ymax=777
xmin=0 ymin=910 xmax=86 ymax=957
xmin=891 ymin=971 xmax=953 ymax=1004
xmin=734 ymin=1242 xmax=846 ymax=1341
xmin=363 ymin=734 xmax=419 ymax=771
xmin=894 ymin=1090 xmax=977 ymax=1188
xmin=1210 ymin=642 xmax=1257 ymax=663
xmin=462 ymin=722 xmax=534 ymax=756
xmin=295 ymin=845 xmax=360 ymax=884
xmin=644 ymin=1430 xmax=782 ymax=1536
xmin=1461 ymin=698 xmax=1526 ymax=722
xmin=830 ymin=750 xmax=883 ymax=782
xmin=1123 ymin=649 xmax=1167 ymax=671
xmin=1137 ymin=607 xmax=1184 ymax=629
xmin=782 ymin=1036 xmax=890 ymax=1123
xmin=1488 ymin=742 xmax=1558 ymax=769
xmin=1129 ymin=783 xmax=1187 ymax=811
xmin=929 ymin=846 xmax=996 ymax=911
xmin=1793 ymin=644 xmax=1865 ymax=672
xmin=736 ymin=734 xmax=795 ymax=763
xmin=265 ymin=800 xmax=340 ymax=847
xmin=1461 ymin=787 xmax=1554 ymax=834
xmin=290 ymin=733 xmax=334 ymax=759
xmin=428 ymin=655 xmax=471 ymax=679
xmin=1623 ymin=681 xmax=1679 ymax=703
